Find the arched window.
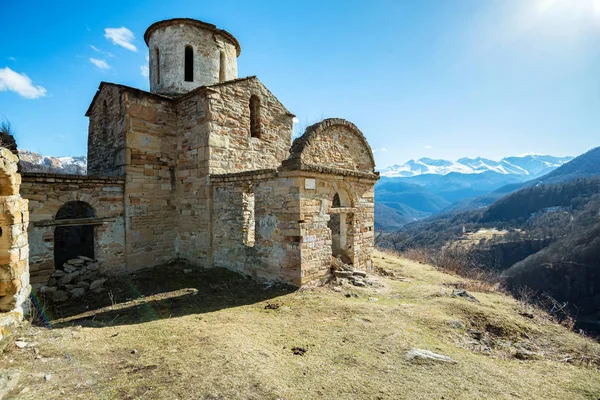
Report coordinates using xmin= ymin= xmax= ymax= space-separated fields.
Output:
xmin=219 ymin=50 xmax=226 ymax=83
xmin=154 ymin=48 xmax=160 ymax=84
xmin=184 ymin=45 xmax=194 ymax=82
xmin=332 ymin=193 xmax=341 ymax=208
xmin=249 ymin=95 xmax=261 ymax=138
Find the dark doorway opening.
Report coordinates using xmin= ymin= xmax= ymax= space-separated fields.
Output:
xmin=54 ymin=201 xmax=96 ymax=268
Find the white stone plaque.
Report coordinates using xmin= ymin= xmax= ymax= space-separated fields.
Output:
xmin=304 ymin=178 xmax=316 ymax=190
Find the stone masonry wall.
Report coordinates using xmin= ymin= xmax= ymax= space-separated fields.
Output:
xmin=20 ymin=173 xmax=125 ymax=285
xmin=173 ymin=91 xmax=211 ymax=264
xmin=87 ymin=84 xmax=126 ymax=176
xmin=206 ymin=77 xmax=294 ymax=174
xmin=297 ymin=173 xmax=376 ymax=285
xmin=122 ymin=89 xmax=179 ymax=269
xmin=0 ymin=148 xmax=29 ymax=342
xmin=211 ymin=171 xmax=302 ymax=285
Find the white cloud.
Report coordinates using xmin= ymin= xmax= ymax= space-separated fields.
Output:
xmin=90 ymin=58 xmax=111 ymax=70
xmin=104 ymin=27 xmax=137 ymax=52
xmin=140 ymin=65 xmax=149 ymax=77
xmin=7 ymin=57 xmax=16 ymax=62
xmin=292 ymin=117 xmax=299 ymax=124
xmin=424 ymin=145 xmax=433 ymax=149
xmin=373 ymin=148 xmax=388 ymax=153
xmin=90 ymin=45 xmax=114 ymax=58
xmin=0 ymin=67 xmax=47 ymax=99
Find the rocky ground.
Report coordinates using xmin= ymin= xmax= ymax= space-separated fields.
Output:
xmin=38 ymin=256 xmax=107 ymax=303
xmin=0 ymin=251 xmax=599 ymax=399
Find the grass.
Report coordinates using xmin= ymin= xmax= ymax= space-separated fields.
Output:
xmin=3 ymin=251 xmax=600 ymax=399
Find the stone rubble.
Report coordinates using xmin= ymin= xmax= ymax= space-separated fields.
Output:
xmin=331 ymin=255 xmax=377 ymax=288
xmin=39 ymin=256 xmax=107 ymax=303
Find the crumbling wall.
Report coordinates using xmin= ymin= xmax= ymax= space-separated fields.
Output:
xmin=20 ymin=173 xmax=125 ymax=284
xmin=211 ymin=171 xmax=302 ymax=285
xmin=0 ymin=147 xmax=29 ymax=341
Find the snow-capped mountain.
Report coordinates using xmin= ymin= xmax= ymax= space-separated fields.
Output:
xmin=379 ymin=155 xmax=573 ymax=179
xmin=18 ymin=150 xmax=87 ymax=175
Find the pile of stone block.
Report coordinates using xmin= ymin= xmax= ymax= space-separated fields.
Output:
xmin=331 ymin=256 xmax=371 ymax=287
xmin=39 ymin=256 xmax=107 ymax=303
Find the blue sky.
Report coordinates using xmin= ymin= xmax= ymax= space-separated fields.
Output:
xmin=1 ymin=0 xmax=599 ymax=168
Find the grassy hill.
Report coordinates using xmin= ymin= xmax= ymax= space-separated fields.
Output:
xmin=4 ymin=253 xmax=600 ymax=399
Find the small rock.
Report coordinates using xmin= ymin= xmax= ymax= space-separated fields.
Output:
xmin=352 ymin=280 xmax=366 ymax=287
xmin=77 ymin=256 xmax=95 ymax=262
xmin=514 ymin=349 xmax=540 ymax=360
xmin=69 ymin=287 xmax=86 ymax=298
xmin=75 ymin=281 xmax=90 ymax=289
xmin=344 ymin=292 xmax=359 ymax=298
xmin=468 ymin=329 xmax=483 ymax=341
xmin=52 ymin=290 xmax=69 ymax=303
xmin=51 ymin=270 xmax=66 ymax=278
xmin=519 ymin=311 xmax=535 ymax=319
xmin=64 ymin=284 xmax=77 ymax=290
xmin=44 ymin=374 xmax=52 ymax=381
xmin=47 ymin=277 xmax=57 ymax=286
xmin=131 ymin=349 xmax=137 ymax=354
xmin=405 ymin=349 xmax=457 ymax=364
xmin=352 ymin=270 xmax=367 ymax=278
xmin=446 ymin=320 xmax=466 ymax=330
xmin=39 ymin=286 xmax=57 ymax=294
xmin=368 ymin=297 xmax=379 ymax=302
xmin=89 ymin=278 xmax=107 ymax=291
xmin=452 ymin=289 xmax=480 ymax=303
xmin=67 ymin=259 xmax=85 ymax=265
xmin=86 ymin=263 xmax=99 ymax=271
xmin=58 ymin=274 xmax=73 ymax=286
xmin=334 ymin=271 xmax=353 ymax=278
xmin=14 ymin=341 xmax=27 ymax=349
xmin=332 ymin=286 xmax=342 ymax=292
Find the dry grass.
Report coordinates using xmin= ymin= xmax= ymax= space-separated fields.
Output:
xmin=2 ymin=252 xmax=599 ymax=399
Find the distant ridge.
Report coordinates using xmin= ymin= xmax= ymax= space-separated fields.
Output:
xmin=18 ymin=150 xmax=87 ymax=175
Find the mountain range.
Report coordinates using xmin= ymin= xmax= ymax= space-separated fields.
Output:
xmin=18 ymin=150 xmax=87 ymax=175
xmin=379 ymin=154 xmax=573 ymax=179
xmin=375 ymin=154 xmax=575 ymax=230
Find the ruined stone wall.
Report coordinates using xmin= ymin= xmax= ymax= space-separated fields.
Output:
xmin=0 ymin=148 xmax=29 ymax=341
xmin=211 ymin=171 xmax=302 ymax=285
xmin=173 ymin=92 xmax=211 ymax=264
xmin=296 ymin=173 xmax=376 ymax=284
xmin=147 ymin=22 xmax=239 ymax=95
xmin=123 ymin=90 xmax=179 ymax=269
xmin=20 ymin=173 xmax=125 ymax=284
xmin=87 ymin=84 xmax=126 ymax=176
xmin=206 ymin=78 xmax=294 ymax=174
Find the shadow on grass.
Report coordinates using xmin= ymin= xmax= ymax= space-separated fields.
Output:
xmin=32 ymin=262 xmax=296 ymax=328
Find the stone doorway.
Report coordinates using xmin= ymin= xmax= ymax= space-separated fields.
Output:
xmin=54 ymin=201 xmax=96 ymax=268
xmin=328 ymin=192 xmax=354 ymax=264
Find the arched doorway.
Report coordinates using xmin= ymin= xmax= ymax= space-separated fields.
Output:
xmin=54 ymin=201 xmax=96 ymax=268
xmin=328 ymin=191 xmax=354 ymax=264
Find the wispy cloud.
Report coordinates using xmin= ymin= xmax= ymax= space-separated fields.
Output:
xmin=0 ymin=67 xmax=47 ymax=99
xmin=140 ymin=65 xmax=149 ymax=77
xmin=104 ymin=27 xmax=137 ymax=52
xmin=90 ymin=58 xmax=111 ymax=70
xmin=372 ymin=147 xmax=388 ymax=153
xmin=424 ymin=145 xmax=433 ymax=149
xmin=90 ymin=45 xmax=114 ymax=58
xmin=7 ymin=57 xmax=16 ymax=62
xmin=292 ymin=117 xmax=299 ymax=124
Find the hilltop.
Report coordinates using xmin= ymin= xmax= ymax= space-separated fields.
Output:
xmin=3 ymin=251 xmax=599 ymax=399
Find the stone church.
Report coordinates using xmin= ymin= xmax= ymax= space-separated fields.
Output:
xmin=20 ymin=18 xmax=379 ymax=288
